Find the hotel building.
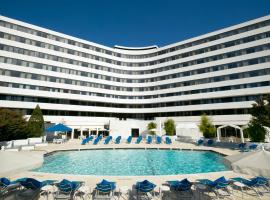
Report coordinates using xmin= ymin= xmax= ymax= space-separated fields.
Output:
xmin=0 ymin=15 xmax=269 ymax=139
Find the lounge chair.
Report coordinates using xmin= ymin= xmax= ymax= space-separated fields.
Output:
xmin=104 ymin=136 xmax=112 ymax=144
xmin=136 ymin=136 xmax=142 ymax=144
xmin=167 ymin=179 xmax=193 ymax=191
xmin=127 ymin=136 xmax=132 ymax=144
xmin=0 ymin=177 xmax=21 ymax=198
xmin=231 ymin=176 xmax=269 ymax=198
xmin=207 ymin=139 xmax=214 ymax=146
xmin=93 ymin=136 xmax=102 ymax=145
xmin=165 ymin=137 xmax=172 ymax=144
xmin=198 ymin=176 xmax=233 ymax=199
xmin=81 ymin=138 xmax=87 ymax=145
xmin=18 ymin=178 xmax=55 ymax=190
xmin=17 ymin=178 xmax=56 ymax=200
xmin=115 ymin=136 xmax=121 ymax=144
xmin=147 ymin=136 xmax=152 ymax=144
xmin=94 ymin=179 xmax=116 ymax=200
xmin=82 ymin=137 xmax=90 ymax=145
xmin=249 ymin=144 xmax=258 ymax=151
xmin=81 ymin=136 xmax=94 ymax=145
xmin=54 ymin=179 xmax=83 ymax=200
xmin=167 ymin=179 xmax=193 ymax=198
xmin=156 ymin=136 xmax=162 ymax=144
xmin=197 ymin=139 xmax=204 ymax=145
xmin=135 ymin=180 xmax=157 ymax=200
xmin=238 ymin=143 xmax=246 ymax=151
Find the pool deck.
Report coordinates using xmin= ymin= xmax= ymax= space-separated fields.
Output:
xmin=6 ymin=140 xmax=270 ymax=199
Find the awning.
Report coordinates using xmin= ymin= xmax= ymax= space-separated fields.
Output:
xmin=46 ymin=123 xmax=72 ymax=132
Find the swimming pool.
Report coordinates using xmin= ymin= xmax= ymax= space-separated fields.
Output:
xmin=33 ymin=149 xmax=229 ymax=176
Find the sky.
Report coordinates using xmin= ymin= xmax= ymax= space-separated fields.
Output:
xmin=0 ymin=0 xmax=269 ymax=48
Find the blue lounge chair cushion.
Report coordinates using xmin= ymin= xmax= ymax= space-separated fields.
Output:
xmin=0 ymin=177 xmax=11 ymax=186
xmin=115 ymin=136 xmax=121 ymax=143
xmin=207 ymin=139 xmax=214 ymax=145
xmin=167 ymin=180 xmax=180 ymax=189
xmin=156 ymin=136 xmax=162 ymax=144
xmin=215 ymin=176 xmax=227 ymax=183
xmin=147 ymin=136 xmax=152 ymax=144
xmin=58 ymin=179 xmax=76 ymax=192
xmin=19 ymin=178 xmax=43 ymax=189
xmin=166 ymin=137 xmax=172 ymax=144
xmin=199 ymin=179 xmax=216 ymax=187
xmin=127 ymin=136 xmax=132 ymax=143
xmin=96 ymin=179 xmax=116 ymax=192
xmin=59 ymin=180 xmax=71 ymax=191
xmin=249 ymin=144 xmax=258 ymax=149
xmin=238 ymin=143 xmax=246 ymax=148
xmin=214 ymin=176 xmax=230 ymax=188
xmin=136 ymin=136 xmax=142 ymax=144
xmin=251 ymin=177 xmax=268 ymax=186
xmin=136 ymin=180 xmax=156 ymax=192
xmin=198 ymin=139 xmax=204 ymax=145
xmin=256 ymin=176 xmax=269 ymax=182
xmin=168 ymin=179 xmax=192 ymax=191
xmin=179 ymin=179 xmax=192 ymax=191
xmin=231 ymin=177 xmax=265 ymax=187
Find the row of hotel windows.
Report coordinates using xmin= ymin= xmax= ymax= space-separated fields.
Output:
xmin=0 ymin=43 xmax=269 ymax=76
xmin=11 ymin=108 xmax=250 ymax=119
xmin=0 ymin=30 xmax=269 ymax=67
xmin=0 ymin=68 xmax=269 ymax=92
xmin=0 ymin=94 xmax=260 ymax=108
xmin=1 ymin=56 xmax=269 ymax=83
xmin=1 ymin=19 xmax=269 ymax=59
xmin=0 ymin=80 xmax=269 ymax=100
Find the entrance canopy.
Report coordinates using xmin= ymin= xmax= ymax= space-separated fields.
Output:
xmin=217 ymin=124 xmax=244 ymax=143
xmin=46 ymin=123 xmax=72 ymax=132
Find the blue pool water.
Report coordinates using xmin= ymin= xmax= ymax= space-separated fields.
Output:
xmin=33 ymin=149 xmax=229 ymax=176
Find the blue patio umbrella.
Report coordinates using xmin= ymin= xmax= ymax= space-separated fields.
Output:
xmin=46 ymin=123 xmax=72 ymax=132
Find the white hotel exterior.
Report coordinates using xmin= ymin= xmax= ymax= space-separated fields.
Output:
xmin=0 ymin=15 xmax=269 ymax=140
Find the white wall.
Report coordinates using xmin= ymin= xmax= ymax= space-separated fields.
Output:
xmin=109 ymin=119 xmax=150 ymax=139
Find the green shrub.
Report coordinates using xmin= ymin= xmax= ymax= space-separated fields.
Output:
xmin=147 ymin=122 xmax=157 ymax=135
xmin=199 ymin=114 xmax=216 ymax=138
xmin=164 ymin=119 xmax=176 ymax=136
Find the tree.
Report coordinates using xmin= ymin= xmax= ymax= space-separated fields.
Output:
xmin=27 ymin=105 xmax=45 ymax=137
xmin=250 ymin=94 xmax=270 ymax=127
xmin=246 ymin=118 xmax=266 ymax=142
xmin=246 ymin=94 xmax=270 ymax=142
xmin=199 ymin=114 xmax=216 ymax=138
xmin=164 ymin=119 xmax=176 ymax=136
xmin=147 ymin=122 xmax=157 ymax=135
xmin=0 ymin=108 xmax=28 ymax=141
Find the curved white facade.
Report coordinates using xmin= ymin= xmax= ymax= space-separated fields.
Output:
xmin=0 ymin=15 xmax=270 ymax=136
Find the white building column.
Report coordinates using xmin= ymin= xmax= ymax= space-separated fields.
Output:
xmin=88 ymin=129 xmax=91 ymax=137
xmin=240 ymin=129 xmax=244 ymax=143
xmin=80 ymin=128 xmax=83 ymax=139
xmin=159 ymin=120 xmax=162 ymax=136
xmin=216 ymin=128 xmax=221 ymax=142
xmin=71 ymin=129 xmax=74 ymax=139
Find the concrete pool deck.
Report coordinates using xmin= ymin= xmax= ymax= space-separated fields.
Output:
xmin=4 ymin=140 xmax=269 ymax=199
